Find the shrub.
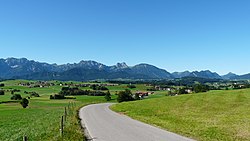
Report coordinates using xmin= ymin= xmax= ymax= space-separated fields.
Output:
xmin=127 ymin=84 xmax=136 ymax=89
xmin=178 ymin=88 xmax=188 ymax=95
xmin=0 ymin=83 xmax=4 ymax=87
xmin=11 ymin=94 xmax=22 ymax=100
xmin=50 ymin=94 xmax=65 ymax=99
xmin=134 ymin=93 xmax=140 ymax=100
xmin=30 ymin=92 xmax=40 ymax=97
xmin=105 ymin=91 xmax=111 ymax=101
xmin=0 ymin=90 xmax=4 ymax=95
xmin=20 ymin=98 xmax=29 ymax=108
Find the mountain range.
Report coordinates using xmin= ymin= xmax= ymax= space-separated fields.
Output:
xmin=0 ymin=58 xmax=249 ymax=81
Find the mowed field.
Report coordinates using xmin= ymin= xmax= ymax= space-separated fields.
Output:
xmin=0 ymin=80 xmax=114 ymax=141
xmin=111 ymin=89 xmax=250 ymax=141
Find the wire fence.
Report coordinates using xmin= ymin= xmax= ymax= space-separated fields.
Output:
xmin=21 ymin=102 xmax=77 ymax=141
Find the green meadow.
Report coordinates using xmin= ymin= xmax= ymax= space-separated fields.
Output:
xmin=0 ymin=80 xmax=116 ymax=141
xmin=4 ymin=79 xmax=249 ymax=141
xmin=111 ymin=89 xmax=250 ymax=141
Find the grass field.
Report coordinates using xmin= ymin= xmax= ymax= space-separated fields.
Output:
xmin=111 ymin=89 xmax=250 ymax=141
xmin=0 ymin=80 xmax=118 ymax=141
xmin=0 ymin=95 xmax=109 ymax=141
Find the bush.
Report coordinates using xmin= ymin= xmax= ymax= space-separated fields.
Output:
xmin=117 ymin=89 xmax=134 ymax=103
xmin=0 ymin=90 xmax=4 ymax=95
xmin=134 ymin=93 xmax=140 ymax=100
xmin=11 ymin=94 xmax=22 ymax=100
xmin=0 ymin=83 xmax=4 ymax=87
xmin=20 ymin=98 xmax=29 ymax=108
xmin=50 ymin=94 xmax=65 ymax=99
xmin=30 ymin=92 xmax=40 ymax=97
xmin=127 ymin=84 xmax=136 ymax=89
xmin=178 ymin=88 xmax=188 ymax=95
xmin=105 ymin=91 xmax=111 ymax=101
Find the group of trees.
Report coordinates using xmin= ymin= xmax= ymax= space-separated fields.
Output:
xmin=193 ymin=84 xmax=209 ymax=93
xmin=167 ymin=84 xmax=210 ymax=96
xmin=177 ymin=88 xmax=188 ymax=95
xmin=24 ymin=91 xmax=40 ymax=97
xmin=11 ymin=94 xmax=22 ymax=100
xmin=20 ymin=98 xmax=29 ymax=108
xmin=117 ymin=89 xmax=135 ymax=103
xmin=51 ymin=87 xmax=110 ymax=100
xmin=59 ymin=87 xmax=108 ymax=96
xmin=177 ymin=84 xmax=209 ymax=95
xmin=90 ymin=85 xmax=109 ymax=91
xmin=9 ymin=94 xmax=29 ymax=108
xmin=232 ymin=84 xmax=250 ymax=89
xmin=50 ymin=94 xmax=66 ymax=99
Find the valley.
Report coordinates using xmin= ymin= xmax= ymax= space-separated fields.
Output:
xmin=1 ymin=79 xmax=250 ymax=140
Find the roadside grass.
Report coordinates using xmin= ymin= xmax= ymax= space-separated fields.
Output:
xmin=111 ymin=89 xmax=250 ymax=141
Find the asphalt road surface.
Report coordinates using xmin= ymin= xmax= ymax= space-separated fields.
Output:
xmin=79 ymin=103 xmax=195 ymax=141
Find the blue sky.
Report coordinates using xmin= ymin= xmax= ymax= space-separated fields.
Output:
xmin=0 ymin=0 xmax=249 ymax=75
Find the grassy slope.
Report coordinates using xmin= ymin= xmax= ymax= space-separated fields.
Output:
xmin=111 ymin=89 xmax=250 ymax=141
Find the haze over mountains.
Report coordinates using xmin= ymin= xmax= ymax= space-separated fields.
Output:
xmin=0 ymin=58 xmax=248 ymax=81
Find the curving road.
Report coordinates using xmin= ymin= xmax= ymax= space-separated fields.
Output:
xmin=79 ymin=103 xmax=195 ymax=141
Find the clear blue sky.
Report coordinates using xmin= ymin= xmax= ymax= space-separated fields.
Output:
xmin=0 ymin=0 xmax=249 ymax=75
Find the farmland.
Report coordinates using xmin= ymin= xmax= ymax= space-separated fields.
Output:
xmin=0 ymin=80 xmax=116 ymax=141
xmin=2 ymin=79 xmax=250 ymax=141
xmin=0 ymin=80 xmax=161 ymax=141
xmin=111 ymin=89 xmax=250 ymax=141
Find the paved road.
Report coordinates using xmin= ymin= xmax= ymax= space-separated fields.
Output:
xmin=79 ymin=103 xmax=195 ymax=141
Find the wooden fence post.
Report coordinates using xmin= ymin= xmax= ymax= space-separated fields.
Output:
xmin=23 ymin=135 xmax=27 ymax=141
xmin=60 ymin=116 xmax=64 ymax=137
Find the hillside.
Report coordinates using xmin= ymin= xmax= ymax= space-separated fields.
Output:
xmin=112 ymin=89 xmax=250 ymax=141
